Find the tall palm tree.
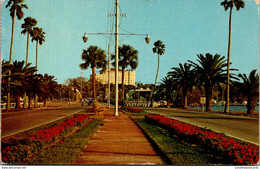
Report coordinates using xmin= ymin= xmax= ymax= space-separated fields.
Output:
xmin=152 ymin=40 xmax=166 ymax=89
xmin=151 ymin=40 xmax=165 ymax=106
xmin=31 ymin=27 xmax=45 ymax=107
xmin=168 ymin=63 xmax=195 ymax=109
xmin=21 ymin=17 xmax=37 ymax=64
xmin=79 ymin=46 xmax=107 ymax=100
xmin=238 ymin=70 xmax=259 ymax=115
xmin=111 ymin=44 xmax=138 ymax=105
xmin=5 ymin=0 xmax=28 ymax=110
xmin=6 ymin=0 xmax=28 ymax=63
xmin=188 ymin=53 xmax=235 ymax=112
xmin=221 ymin=0 xmax=245 ymax=113
xmin=31 ymin=27 xmax=45 ymax=68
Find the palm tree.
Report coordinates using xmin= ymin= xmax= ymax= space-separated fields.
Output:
xmin=152 ymin=40 xmax=166 ymax=89
xmin=40 ymin=74 xmax=59 ymax=107
xmin=221 ymin=0 xmax=245 ymax=113
xmin=5 ymin=0 xmax=28 ymax=110
xmin=79 ymin=46 xmax=107 ymax=100
xmin=156 ymin=77 xmax=175 ymax=108
xmin=168 ymin=63 xmax=195 ymax=109
xmin=6 ymin=0 xmax=28 ymax=63
xmin=111 ymin=44 xmax=138 ymax=105
xmin=188 ymin=53 xmax=235 ymax=112
xmin=31 ymin=27 xmax=45 ymax=68
xmin=238 ymin=70 xmax=259 ymax=115
xmin=11 ymin=61 xmax=37 ymax=109
xmin=21 ymin=17 xmax=37 ymax=64
xmin=151 ymin=40 xmax=165 ymax=106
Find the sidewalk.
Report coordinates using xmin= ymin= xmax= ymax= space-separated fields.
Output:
xmin=74 ymin=108 xmax=167 ymax=165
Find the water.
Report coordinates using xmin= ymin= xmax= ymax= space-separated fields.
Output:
xmin=189 ymin=105 xmax=259 ymax=112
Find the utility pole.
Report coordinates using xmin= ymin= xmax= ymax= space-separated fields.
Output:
xmin=114 ymin=0 xmax=119 ymax=116
xmin=108 ymin=44 xmax=111 ymax=108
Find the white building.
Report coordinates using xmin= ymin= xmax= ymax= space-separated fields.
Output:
xmin=95 ymin=68 xmax=135 ymax=86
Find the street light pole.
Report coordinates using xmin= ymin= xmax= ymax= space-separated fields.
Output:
xmin=108 ymin=44 xmax=111 ymax=108
xmin=114 ymin=0 xmax=119 ymax=116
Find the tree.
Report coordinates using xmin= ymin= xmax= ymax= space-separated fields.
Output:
xmin=156 ymin=77 xmax=175 ymax=108
xmin=111 ymin=44 xmax=138 ymax=105
xmin=238 ymin=70 xmax=259 ymax=115
xmin=40 ymin=74 xmax=59 ymax=107
xmin=79 ymin=46 xmax=107 ymax=100
xmin=11 ymin=61 xmax=38 ymax=109
xmin=221 ymin=0 xmax=245 ymax=113
xmin=151 ymin=40 xmax=165 ymax=106
xmin=168 ymin=63 xmax=195 ymax=109
xmin=21 ymin=17 xmax=37 ymax=64
xmin=31 ymin=27 xmax=45 ymax=68
xmin=188 ymin=53 xmax=235 ymax=112
xmin=152 ymin=40 xmax=166 ymax=90
xmin=5 ymin=0 xmax=28 ymax=110
xmin=6 ymin=0 xmax=28 ymax=63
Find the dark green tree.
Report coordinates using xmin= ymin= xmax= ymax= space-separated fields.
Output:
xmin=79 ymin=46 xmax=107 ymax=100
xmin=188 ymin=53 xmax=236 ymax=111
xmin=168 ymin=63 xmax=195 ymax=109
xmin=112 ymin=44 xmax=138 ymax=105
xmin=238 ymin=70 xmax=259 ymax=115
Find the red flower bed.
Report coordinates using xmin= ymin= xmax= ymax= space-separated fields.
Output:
xmin=122 ymin=107 xmax=143 ymax=113
xmin=146 ymin=114 xmax=259 ymax=165
xmin=1 ymin=114 xmax=89 ymax=164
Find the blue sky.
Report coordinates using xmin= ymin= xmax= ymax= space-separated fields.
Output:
xmin=1 ymin=0 xmax=259 ymax=85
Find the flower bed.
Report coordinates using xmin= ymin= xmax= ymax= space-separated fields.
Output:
xmin=1 ymin=114 xmax=89 ymax=164
xmin=145 ymin=114 xmax=259 ymax=165
xmin=122 ymin=107 xmax=143 ymax=113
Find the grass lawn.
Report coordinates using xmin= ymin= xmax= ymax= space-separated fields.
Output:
xmin=25 ymin=118 xmax=102 ymax=164
xmin=134 ymin=117 xmax=225 ymax=165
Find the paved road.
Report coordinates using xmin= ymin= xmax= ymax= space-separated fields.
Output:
xmin=144 ymin=108 xmax=259 ymax=145
xmin=1 ymin=105 xmax=85 ymax=138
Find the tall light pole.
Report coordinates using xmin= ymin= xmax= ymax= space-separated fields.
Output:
xmin=114 ymin=0 xmax=119 ymax=116
xmin=82 ymin=0 xmax=151 ymax=116
xmin=108 ymin=44 xmax=111 ymax=108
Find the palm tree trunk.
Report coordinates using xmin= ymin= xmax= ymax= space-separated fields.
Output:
xmin=122 ymin=68 xmax=125 ymax=105
xmin=26 ymin=32 xmax=29 ymax=64
xmin=155 ymin=54 xmax=160 ymax=89
xmin=7 ymin=13 xmax=16 ymax=111
xmin=36 ymin=41 xmax=38 ymax=68
xmin=28 ymin=94 xmax=33 ymax=108
xmin=92 ymin=67 xmax=96 ymax=100
xmin=150 ymin=54 xmax=160 ymax=107
xmin=183 ymin=94 xmax=188 ymax=109
xmin=205 ymin=85 xmax=213 ymax=112
xmin=34 ymin=41 xmax=39 ymax=108
xmin=224 ymin=6 xmax=233 ymax=113
xmin=15 ymin=94 xmax=21 ymax=109
xmin=43 ymin=97 xmax=47 ymax=107
xmin=167 ymin=97 xmax=170 ymax=108
xmin=246 ymin=96 xmax=257 ymax=115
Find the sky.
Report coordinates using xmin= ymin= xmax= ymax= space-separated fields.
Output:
xmin=1 ymin=0 xmax=259 ymax=85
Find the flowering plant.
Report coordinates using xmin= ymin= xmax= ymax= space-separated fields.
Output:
xmin=145 ymin=114 xmax=259 ymax=165
xmin=122 ymin=107 xmax=143 ymax=113
xmin=1 ymin=114 xmax=89 ymax=164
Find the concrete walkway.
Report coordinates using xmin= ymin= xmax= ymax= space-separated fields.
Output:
xmin=74 ymin=108 xmax=166 ymax=165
